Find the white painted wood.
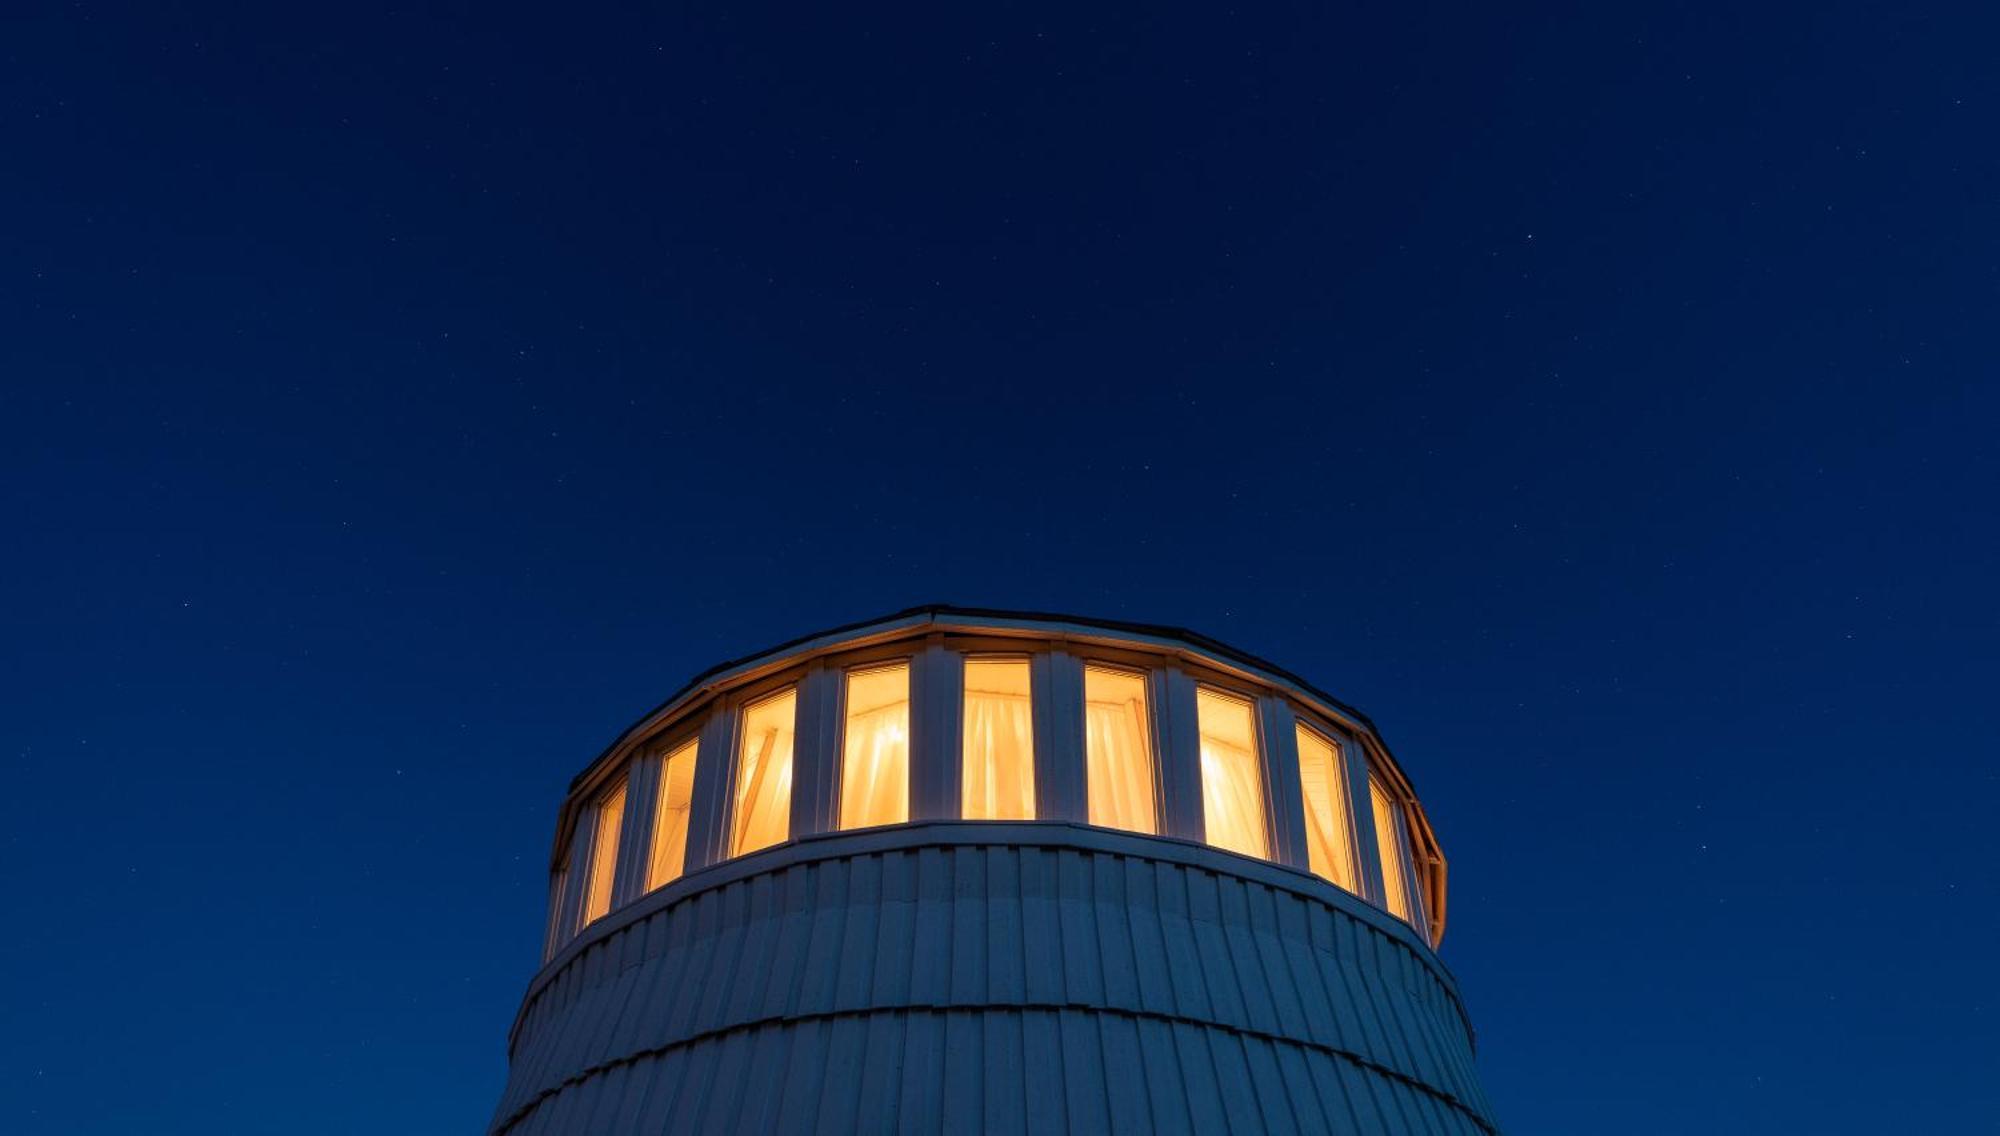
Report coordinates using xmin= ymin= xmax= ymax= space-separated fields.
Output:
xmin=1343 ymin=727 xmax=1389 ymax=909
xmin=495 ymin=824 xmax=1497 ymax=1136
xmin=1152 ymin=665 xmax=1206 ymax=844
xmin=1032 ymin=648 xmax=1087 ymax=823
xmin=681 ymin=704 xmax=737 ymax=875
xmin=1260 ymin=695 xmax=1310 ymax=872
xmin=909 ymin=638 xmax=962 ymax=821
xmin=790 ymin=662 xmax=841 ymax=837
xmin=611 ymin=752 xmax=659 ymax=908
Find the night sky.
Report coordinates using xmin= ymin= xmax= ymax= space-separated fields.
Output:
xmin=5 ymin=3 xmax=1996 ymax=1133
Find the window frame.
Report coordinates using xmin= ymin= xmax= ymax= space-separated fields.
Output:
xmin=727 ymin=677 xmax=803 ymax=859
xmin=1079 ymin=660 xmax=1163 ymax=835
xmin=1190 ymin=679 xmax=1273 ymax=861
xmin=542 ymin=866 xmax=570 ymax=962
xmin=958 ymin=652 xmax=1039 ymax=821
xmin=1293 ymin=716 xmax=1362 ymax=893
xmin=645 ymin=724 xmax=705 ymax=893
xmin=580 ymin=774 xmax=629 ymax=927
xmin=835 ymin=653 xmax=918 ymax=831
xmin=1367 ymin=771 xmax=1428 ymax=935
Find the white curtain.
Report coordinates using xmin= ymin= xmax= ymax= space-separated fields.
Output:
xmin=1085 ymin=670 xmax=1156 ymax=832
xmin=1201 ymin=738 xmax=1266 ymax=858
xmin=841 ymin=665 xmax=910 ymax=829
xmin=1197 ymin=689 xmax=1266 ymax=858
xmin=963 ymin=660 xmax=1035 ymax=819
xmin=1296 ymin=728 xmax=1356 ymax=891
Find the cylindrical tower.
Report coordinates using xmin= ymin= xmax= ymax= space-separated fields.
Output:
xmin=490 ymin=607 xmax=1500 ymax=1135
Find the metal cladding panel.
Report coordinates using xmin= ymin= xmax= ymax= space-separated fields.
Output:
xmin=493 ymin=826 xmax=1498 ymax=1135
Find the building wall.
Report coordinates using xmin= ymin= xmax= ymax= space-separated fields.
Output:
xmin=491 ymin=823 xmax=1499 ymax=1136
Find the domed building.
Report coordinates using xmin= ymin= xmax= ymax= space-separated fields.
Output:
xmin=489 ymin=607 xmax=1500 ymax=1135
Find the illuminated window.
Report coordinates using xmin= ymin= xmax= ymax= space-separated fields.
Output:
xmin=1296 ymin=725 xmax=1358 ymax=892
xmin=732 ymin=688 xmax=796 ymax=857
xmin=582 ymin=778 xmax=627 ymax=924
xmin=647 ymin=738 xmax=699 ymax=889
xmin=841 ymin=663 xmax=910 ymax=829
xmin=962 ymin=658 xmax=1035 ymax=820
xmin=1369 ymin=777 xmax=1418 ymax=924
xmin=1084 ymin=666 xmax=1156 ymax=833
xmin=1197 ymin=688 xmax=1267 ymax=858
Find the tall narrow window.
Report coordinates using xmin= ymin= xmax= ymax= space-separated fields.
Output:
xmin=1197 ymin=688 xmax=1267 ymax=858
xmin=1369 ymin=777 xmax=1418 ymax=924
xmin=544 ymin=868 xmax=569 ymax=960
xmin=1085 ymin=666 xmax=1156 ymax=833
xmin=841 ymin=663 xmax=910 ymax=829
xmin=732 ymin=688 xmax=796 ymax=857
xmin=648 ymin=738 xmax=699 ymax=889
xmin=1296 ymin=725 xmax=1358 ymax=892
xmin=962 ymin=658 xmax=1035 ymax=820
xmin=582 ymin=778 xmax=627 ymax=924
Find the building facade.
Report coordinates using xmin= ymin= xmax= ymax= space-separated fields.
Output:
xmin=490 ymin=607 xmax=1500 ymax=1134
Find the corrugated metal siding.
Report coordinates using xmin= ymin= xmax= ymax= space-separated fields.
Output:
xmin=493 ymin=831 xmax=1499 ymax=1135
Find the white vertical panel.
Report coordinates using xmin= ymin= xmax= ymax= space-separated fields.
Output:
xmin=908 ymin=639 xmax=963 ymax=821
xmin=791 ymin=663 xmax=842 ymax=837
xmin=1152 ymin=667 xmax=1206 ymax=843
xmin=614 ymin=753 xmax=661 ymax=907
xmin=1032 ymin=648 xmax=1087 ymax=822
xmin=1259 ymin=697 xmax=1310 ymax=872
xmin=683 ymin=704 xmax=737 ymax=875
xmin=1342 ymin=729 xmax=1389 ymax=908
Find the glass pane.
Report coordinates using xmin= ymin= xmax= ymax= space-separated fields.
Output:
xmin=583 ymin=778 xmax=627 ymax=924
xmin=841 ymin=663 xmax=911 ymax=829
xmin=1370 ymin=777 xmax=1415 ymax=923
xmin=1085 ymin=666 xmax=1156 ymax=833
xmin=732 ymin=689 xmax=796 ymax=857
xmin=544 ymin=869 xmax=569 ymax=959
xmin=962 ymin=658 xmax=1035 ymax=820
xmin=648 ymin=738 xmax=699 ymax=889
xmin=1197 ymin=688 xmax=1266 ymax=858
xmin=1296 ymin=726 xmax=1357 ymax=892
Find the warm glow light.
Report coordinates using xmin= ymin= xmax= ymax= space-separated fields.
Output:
xmin=1370 ymin=777 xmax=1415 ymax=924
xmin=1085 ymin=666 xmax=1156 ymax=833
xmin=732 ymin=689 xmax=796 ymax=857
xmin=648 ymin=738 xmax=699 ymax=890
xmin=1296 ymin=725 xmax=1357 ymax=892
xmin=1197 ymin=688 xmax=1267 ymax=858
xmin=841 ymin=663 xmax=910 ymax=829
xmin=548 ymin=623 xmax=1457 ymax=968
xmin=963 ymin=658 xmax=1035 ymax=819
xmin=583 ymin=779 xmax=626 ymax=924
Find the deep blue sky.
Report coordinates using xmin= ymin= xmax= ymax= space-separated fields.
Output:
xmin=4 ymin=3 xmax=1995 ymax=1132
